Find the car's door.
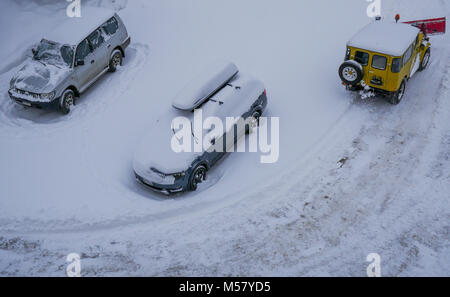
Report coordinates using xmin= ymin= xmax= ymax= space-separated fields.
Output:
xmin=353 ymin=50 xmax=371 ymax=84
xmin=73 ymin=38 xmax=96 ymax=89
xmin=368 ymin=53 xmax=389 ymax=88
xmin=87 ymin=28 xmax=108 ymax=75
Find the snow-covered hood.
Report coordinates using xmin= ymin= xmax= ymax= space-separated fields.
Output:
xmin=133 ymin=112 xmax=202 ymax=177
xmin=11 ymin=59 xmax=69 ymax=94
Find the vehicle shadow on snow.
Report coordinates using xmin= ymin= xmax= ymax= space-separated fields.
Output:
xmin=0 ymin=45 xmax=147 ymax=129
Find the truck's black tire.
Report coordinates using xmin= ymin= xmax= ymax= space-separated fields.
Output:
xmin=419 ymin=48 xmax=430 ymax=71
xmin=339 ymin=61 xmax=363 ymax=85
xmin=389 ymin=79 xmax=406 ymax=105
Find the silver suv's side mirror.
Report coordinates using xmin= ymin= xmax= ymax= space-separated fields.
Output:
xmin=76 ymin=59 xmax=85 ymax=66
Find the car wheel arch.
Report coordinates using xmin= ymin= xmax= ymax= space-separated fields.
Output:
xmin=113 ymin=46 xmax=125 ymax=58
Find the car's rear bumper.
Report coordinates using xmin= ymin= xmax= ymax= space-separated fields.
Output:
xmin=122 ymin=36 xmax=131 ymax=50
xmin=8 ymin=90 xmax=59 ymax=110
xmin=343 ymin=83 xmax=394 ymax=97
xmin=134 ymin=172 xmax=185 ymax=195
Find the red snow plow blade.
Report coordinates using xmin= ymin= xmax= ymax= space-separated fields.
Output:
xmin=403 ymin=17 xmax=446 ymax=35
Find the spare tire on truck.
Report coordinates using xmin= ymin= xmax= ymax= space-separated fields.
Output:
xmin=339 ymin=60 xmax=363 ymax=86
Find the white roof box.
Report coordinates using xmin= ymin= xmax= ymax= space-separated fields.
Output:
xmin=172 ymin=61 xmax=239 ymax=111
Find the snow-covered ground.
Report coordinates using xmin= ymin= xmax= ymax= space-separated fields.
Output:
xmin=0 ymin=0 xmax=449 ymax=276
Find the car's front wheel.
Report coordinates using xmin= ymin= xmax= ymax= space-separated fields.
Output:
xmin=419 ymin=48 xmax=430 ymax=71
xmin=108 ymin=50 xmax=123 ymax=72
xmin=390 ymin=79 xmax=406 ymax=105
xmin=188 ymin=164 xmax=207 ymax=191
xmin=59 ymin=89 xmax=75 ymax=115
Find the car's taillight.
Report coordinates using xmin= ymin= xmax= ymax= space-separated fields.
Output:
xmin=263 ymin=89 xmax=267 ymax=96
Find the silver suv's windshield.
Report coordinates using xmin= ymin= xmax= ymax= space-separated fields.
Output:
xmin=33 ymin=39 xmax=74 ymax=68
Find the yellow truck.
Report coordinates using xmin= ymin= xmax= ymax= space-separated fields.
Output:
xmin=339 ymin=19 xmax=435 ymax=104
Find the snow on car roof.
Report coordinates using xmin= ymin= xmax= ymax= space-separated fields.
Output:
xmin=347 ymin=21 xmax=420 ymax=56
xmin=44 ymin=7 xmax=115 ymax=46
xmin=172 ymin=61 xmax=239 ymax=111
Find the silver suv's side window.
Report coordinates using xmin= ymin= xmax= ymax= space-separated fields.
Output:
xmin=75 ymin=39 xmax=91 ymax=61
xmin=102 ymin=17 xmax=119 ymax=35
xmin=87 ymin=29 xmax=105 ymax=51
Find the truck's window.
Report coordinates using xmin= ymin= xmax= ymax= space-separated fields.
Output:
xmin=102 ymin=17 xmax=119 ymax=35
xmin=87 ymin=29 xmax=105 ymax=51
xmin=391 ymin=58 xmax=402 ymax=73
xmin=403 ymin=45 xmax=413 ymax=67
xmin=372 ymin=55 xmax=387 ymax=70
xmin=355 ymin=51 xmax=369 ymax=66
xmin=75 ymin=39 xmax=91 ymax=61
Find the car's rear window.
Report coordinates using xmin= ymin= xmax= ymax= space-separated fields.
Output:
xmin=102 ymin=17 xmax=119 ymax=35
xmin=355 ymin=51 xmax=369 ymax=65
xmin=372 ymin=55 xmax=387 ymax=70
xmin=391 ymin=58 xmax=402 ymax=73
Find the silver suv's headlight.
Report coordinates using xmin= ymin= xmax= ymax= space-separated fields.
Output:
xmin=171 ymin=172 xmax=186 ymax=179
xmin=9 ymin=79 xmax=15 ymax=89
xmin=40 ymin=91 xmax=56 ymax=100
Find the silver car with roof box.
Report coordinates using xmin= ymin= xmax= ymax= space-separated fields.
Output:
xmin=133 ymin=61 xmax=268 ymax=194
xmin=8 ymin=7 xmax=131 ymax=114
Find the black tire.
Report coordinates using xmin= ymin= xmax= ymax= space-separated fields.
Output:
xmin=108 ymin=50 xmax=122 ymax=72
xmin=188 ymin=164 xmax=207 ymax=191
xmin=339 ymin=61 xmax=363 ymax=85
xmin=390 ymin=79 xmax=406 ymax=105
xmin=419 ymin=48 xmax=430 ymax=71
xmin=59 ymin=89 xmax=75 ymax=115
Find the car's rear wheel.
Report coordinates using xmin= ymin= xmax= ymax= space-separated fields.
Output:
xmin=60 ymin=89 xmax=74 ymax=115
xmin=419 ymin=48 xmax=430 ymax=71
xmin=108 ymin=50 xmax=122 ymax=72
xmin=339 ymin=61 xmax=363 ymax=86
xmin=188 ymin=164 xmax=207 ymax=191
xmin=246 ymin=110 xmax=261 ymax=134
xmin=390 ymin=79 xmax=406 ymax=105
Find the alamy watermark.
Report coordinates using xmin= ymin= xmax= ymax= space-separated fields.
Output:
xmin=170 ymin=109 xmax=280 ymax=164
xmin=366 ymin=253 xmax=381 ymax=277
xmin=366 ymin=0 xmax=381 ymax=18
xmin=66 ymin=253 xmax=81 ymax=277
xmin=66 ymin=0 xmax=81 ymax=18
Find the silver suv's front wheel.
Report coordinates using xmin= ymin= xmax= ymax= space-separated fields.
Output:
xmin=60 ymin=89 xmax=74 ymax=115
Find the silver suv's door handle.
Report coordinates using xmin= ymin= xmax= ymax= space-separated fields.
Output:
xmin=107 ymin=44 xmax=111 ymax=49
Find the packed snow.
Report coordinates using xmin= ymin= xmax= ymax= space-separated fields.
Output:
xmin=348 ymin=21 xmax=420 ymax=56
xmin=0 ymin=0 xmax=449 ymax=276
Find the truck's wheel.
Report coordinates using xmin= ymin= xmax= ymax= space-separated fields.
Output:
xmin=108 ymin=50 xmax=122 ymax=72
xmin=60 ymin=89 xmax=75 ymax=115
xmin=390 ymin=79 xmax=406 ymax=105
xmin=339 ymin=61 xmax=363 ymax=85
xmin=188 ymin=164 xmax=207 ymax=191
xmin=419 ymin=48 xmax=430 ymax=71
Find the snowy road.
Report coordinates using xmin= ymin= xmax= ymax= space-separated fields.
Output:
xmin=0 ymin=0 xmax=449 ymax=276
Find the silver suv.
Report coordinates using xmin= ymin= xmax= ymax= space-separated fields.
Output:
xmin=8 ymin=7 xmax=130 ymax=114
